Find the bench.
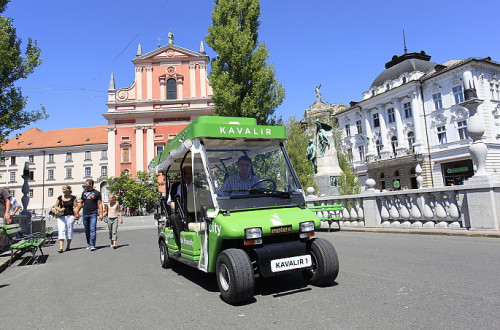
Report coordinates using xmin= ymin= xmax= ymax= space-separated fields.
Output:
xmin=45 ymin=227 xmax=54 ymax=244
xmin=2 ymin=223 xmax=45 ymax=266
xmin=307 ymin=204 xmax=343 ymax=232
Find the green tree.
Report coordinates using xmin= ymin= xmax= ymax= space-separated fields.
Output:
xmin=331 ymin=119 xmax=361 ymax=195
xmin=205 ymin=0 xmax=285 ymax=125
xmin=107 ymin=170 xmax=162 ymax=214
xmin=285 ymin=117 xmax=317 ymax=191
xmin=0 ymin=0 xmax=47 ymax=145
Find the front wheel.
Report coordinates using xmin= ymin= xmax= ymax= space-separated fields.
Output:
xmin=159 ymin=240 xmax=174 ymax=269
xmin=303 ymin=238 xmax=339 ymax=286
xmin=216 ymin=249 xmax=255 ymax=304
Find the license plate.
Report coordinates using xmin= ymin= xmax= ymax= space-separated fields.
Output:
xmin=271 ymin=255 xmax=312 ymax=272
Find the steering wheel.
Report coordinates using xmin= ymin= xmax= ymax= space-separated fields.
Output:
xmin=250 ymin=178 xmax=277 ymax=191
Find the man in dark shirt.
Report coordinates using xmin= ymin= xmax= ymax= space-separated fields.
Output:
xmin=75 ymin=179 xmax=103 ymax=251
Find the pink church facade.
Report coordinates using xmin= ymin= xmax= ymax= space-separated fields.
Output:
xmin=103 ymin=38 xmax=214 ymax=180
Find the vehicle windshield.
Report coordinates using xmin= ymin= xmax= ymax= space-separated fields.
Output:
xmin=202 ymin=138 xmax=304 ymax=209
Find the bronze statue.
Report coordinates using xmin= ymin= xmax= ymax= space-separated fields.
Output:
xmin=313 ymin=119 xmax=331 ymax=157
xmin=306 ymin=139 xmax=317 ymax=173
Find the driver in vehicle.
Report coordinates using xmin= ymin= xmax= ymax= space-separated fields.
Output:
xmin=218 ymin=155 xmax=265 ymax=197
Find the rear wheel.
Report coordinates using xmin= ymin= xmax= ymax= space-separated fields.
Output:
xmin=159 ymin=240 xmax=174 ymax=269
xmin=303 ymin=238 xmax=339 ymax=286
xmin=216 ymin=249 xmax=255 ymax=304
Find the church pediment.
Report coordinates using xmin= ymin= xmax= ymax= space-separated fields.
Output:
xmin=133 ymin=44 xmax=207 ymax=64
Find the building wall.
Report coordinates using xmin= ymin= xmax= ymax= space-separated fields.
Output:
xmin=104 ymin=42 xmax=214 ymax=178
xmin=0 ymin=143 xmax=108 ymax=213
xmin=336 ymin=56 xmax=500 ymax=189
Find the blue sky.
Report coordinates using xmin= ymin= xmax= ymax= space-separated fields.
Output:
xmin=4 ymin=0 xmax=500 ymax=137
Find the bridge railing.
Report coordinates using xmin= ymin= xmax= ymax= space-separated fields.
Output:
xmin=305 ymin=182 xmax=500 ymax=231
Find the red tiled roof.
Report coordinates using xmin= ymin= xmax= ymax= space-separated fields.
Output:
xmin=1 ymin=126 xmax=108 ymax=150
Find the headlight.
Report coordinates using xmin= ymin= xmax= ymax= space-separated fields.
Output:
xmin=244 ymin=227 xmax=262 ymax=239
xmin=300 ymin=221 xmax=315 ymax=233
xmin=244 ymin=227 xmax=262 ymax=245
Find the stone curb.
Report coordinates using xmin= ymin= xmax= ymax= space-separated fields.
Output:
xmin=0 ymin=250 xmax=23 ymax=274
xmin=319 ymin=227 xmax=500 ymax=238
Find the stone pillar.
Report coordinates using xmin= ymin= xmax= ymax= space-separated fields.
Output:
xmin=377 ymin=106 xmax=390 ymax=159
xmin=135 ymin=67 xmax=143 ymax=100
xmin=199 ymin=63 xmax=207 ymax=97
xmin=159 ymin=76 xmax=166 ymax=100
xmin=411 ymin=88 xmax=424 ymax=154
xmin=146 ymin=126 xmax=155 ymax=165
xmin=364 ymin=111 xmax=375 ymax=157
xmin=362 ymin=178 xmax=381 ymax=227
xmin=189 ymin=63 xmax=196 ymax=98
xmin=177 ymin=77 xmax=184 ymax=100
xmin=393 ymin=99 xmax=407 ymax=153
xmin=107 ymin=127 xmax=116 ymax=177
xmin=146 ymin=66 xmax=153 ymax=100
xmin=21 ymin=162 xmax=32 ymax=234
xmin=135 ymin=126 xmax=144 ymax=172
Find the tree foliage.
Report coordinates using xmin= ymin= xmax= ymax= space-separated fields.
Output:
xmin=107 ymin=170 xmax=163 ymax=213
xmin=331 ymin=119 xmax=361 ymax=195
xmin=285 ymin=117 xmax=317 ymax=191
xmin=205 ymin=0 xmax=285 ymax=125
xmin=0 ymin=0 xmax=47 ymax=145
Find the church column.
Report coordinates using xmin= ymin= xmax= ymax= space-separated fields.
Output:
xmin=177 ymin=76 xmax=184 ymax=99
xmin=189 ymin=63 xmax=196 ymax=98
xmin=146 ymin=66 xmax=153 ymax=100
xmin=199 ymin=63 xmax=207 ymax=97
xmin=393 ymin=98 xmax=408 ymax=153
xmin=159 ymin=76 xmax=166 ymax=100
xmin=146 ymin=126 xmax=155 ymax=165
xmin=107 ymin=127 xmax=116 ymax=177
xmin=135 ymin=67 xmax=143 ymax=100
xmin=135 ymin=126 xmax=144 ymax=172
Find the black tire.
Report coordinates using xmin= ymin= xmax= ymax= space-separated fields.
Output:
xmin=159 ymin=239 xmax=174 ymax=269
xmin=216 ymin=249 xmax=255 ymax=304
xmin=303 ymin=238 xmax=339 ymax=286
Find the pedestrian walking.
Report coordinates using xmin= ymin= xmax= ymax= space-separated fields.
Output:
xmin=75 ymin=179 xmax=103 ymax=251
xmin=55 ymin=185 xmax=78 ymax=253
xmin=103 ymin=194 xmax=123 ymax=249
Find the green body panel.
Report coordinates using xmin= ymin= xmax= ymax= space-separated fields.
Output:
xmin=149 ymin=116 xmax=287 ymax=169
xmin=206 ymin=206 xmax=320 ymax=273
xmin=163 ymin=228 xmax=180 ymax=253
xmin=180 ymin=231 xmax=201 ymax=261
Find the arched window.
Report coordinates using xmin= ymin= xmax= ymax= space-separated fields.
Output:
xmin=167 ymin=78 xmax=177 ymax=99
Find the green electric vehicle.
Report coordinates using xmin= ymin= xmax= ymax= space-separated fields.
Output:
xmin=149 ymin=116 xmax=339 ymax=304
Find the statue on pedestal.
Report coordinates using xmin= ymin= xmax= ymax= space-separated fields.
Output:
xmin=313 ymin=119 xmax=332 ymax=157
xmin=306 ymin=139 xmax=317 ymax=173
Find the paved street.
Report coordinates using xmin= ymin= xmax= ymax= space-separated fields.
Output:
xmin=0 ymin=216 xmax=499 ymax=329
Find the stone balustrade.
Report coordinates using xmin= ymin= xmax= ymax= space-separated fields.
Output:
xmin=306 ymin=182 xmax=500 ymax=231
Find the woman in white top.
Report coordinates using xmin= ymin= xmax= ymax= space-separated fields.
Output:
xmin=104 ymin=194 xmax=123 ymax=249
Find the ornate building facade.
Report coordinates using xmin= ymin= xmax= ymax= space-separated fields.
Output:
xmin=104 ymin=35 xmax=213 ymax=179
xmin=335 ymin=52 xmax=500 ymax=190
